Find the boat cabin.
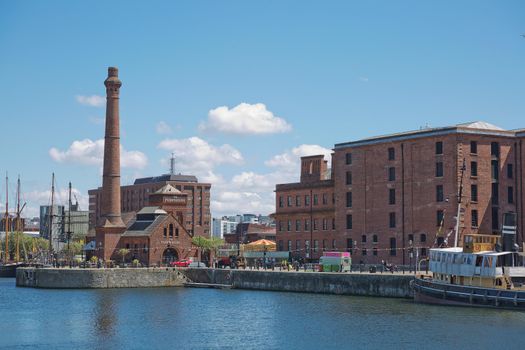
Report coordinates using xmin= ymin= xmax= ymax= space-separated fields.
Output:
xmin=429 ymin=243 xmax=525 ymax=290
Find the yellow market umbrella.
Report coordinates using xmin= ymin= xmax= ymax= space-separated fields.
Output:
xmin=245 ymin=239 xmax=276 ymax=252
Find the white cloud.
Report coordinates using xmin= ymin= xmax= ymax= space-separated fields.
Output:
xmin=211 ymin=191 xmax=274 ymax=216
xmin=23 ymin=187 xmax=89 ymax=218
xmin=49 ymin=139 xmax=148 ymax=170
xmin=265 ymin=144 xmax=332 ymax=171
xmin=199 ymin=103 xmax=292 ymax=134
xmin=75 ymin=95 xmax=105 ymax=107
xmin=204 ymin=144 xmax=333 ymax=217
xmin=156 ymin=121 xmax=173 ymax=135
xmin=158 ymin=136 xmax=243 ymax=174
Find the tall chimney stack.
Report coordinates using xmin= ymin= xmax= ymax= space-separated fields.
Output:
xmin=100 ymin=67 xmax=125 ymax=228
xmin=96 ymin=67 xmax=126 ymax=261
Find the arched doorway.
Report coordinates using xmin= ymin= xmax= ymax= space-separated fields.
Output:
xmin=162 ymin=248 xmax=179 ymax=264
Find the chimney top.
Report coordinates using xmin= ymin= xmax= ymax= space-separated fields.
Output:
xmin=108 ymin=67 xmax=119 ymax=77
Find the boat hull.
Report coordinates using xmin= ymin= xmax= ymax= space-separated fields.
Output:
xmin=413 ymin=277 xmax=525 ymax=310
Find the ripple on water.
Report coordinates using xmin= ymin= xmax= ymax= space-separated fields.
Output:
xmin=1 ymin=279 xmax=524 ymax=350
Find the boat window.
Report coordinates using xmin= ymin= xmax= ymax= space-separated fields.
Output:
xmin=467 ymin=255 xmax=473 ymax=265
xmin=475 ymin=256 xmax=483 ymax=267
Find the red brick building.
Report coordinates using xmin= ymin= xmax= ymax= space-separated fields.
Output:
xmin=89 ymin=174 xmax=211 ymax=237
xmin=274 ymin=155 xmax=336 ymax=260
xmin=89 ymin=67 xmax=207 ymax=265
xmin=276 ymin=122 xmax=525 ymax=266
xmin=114 ymin=184 xmax=200 ymax=266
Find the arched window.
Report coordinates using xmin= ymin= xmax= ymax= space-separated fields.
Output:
xmin=420 ymin=233 xmax=427 ymax=243
xmin=163 ymin=228 xmax=167 ymax=237
xmin=175 ymin=228 xmax=179 ymax=237
xmin=372 ymin=234 xmax=378 ymax=243
xmin=361 ymin=235 xmax=367 ymax=243
xmin=169 ymin=224 xmax=174 ymax=237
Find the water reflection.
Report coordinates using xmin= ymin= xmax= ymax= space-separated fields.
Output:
xmin=94 ymin=292 xmax=117 ymax=338
xmin=2 ymin=279 xmax=525 ymax=350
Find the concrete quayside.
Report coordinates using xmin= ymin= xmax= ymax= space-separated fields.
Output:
xmin=16 ymin=267 xmax=415 ymax=298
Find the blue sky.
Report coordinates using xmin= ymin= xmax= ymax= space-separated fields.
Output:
xmin=0 ymin=1 xmax=524 ymax=218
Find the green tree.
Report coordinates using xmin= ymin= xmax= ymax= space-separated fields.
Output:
xmin=118 ymin=248 xmax=130 ymax=264
xmin=191 ymin=236 xmax=224 ymax=266
xmin=191 ymin=236 xmax=209 ymax=262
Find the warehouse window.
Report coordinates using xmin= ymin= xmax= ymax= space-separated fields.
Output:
xmin=345 ymin=153 xmax=352 ymax=165
xmin=435 ymin=141 xmax=443 ymax=155
xmin=389 ymin=189 xmax=395 ymax=205
xmin=388 ymin=147 xmax=395 ymax=160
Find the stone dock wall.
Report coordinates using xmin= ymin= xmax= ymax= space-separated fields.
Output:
xmin=16 ymin=267 xmax=189 ymax=289
xmin=183 ymin=269 xmax=414 ymax=298
xmin=17 ymin=267 xmax=414 ymax=298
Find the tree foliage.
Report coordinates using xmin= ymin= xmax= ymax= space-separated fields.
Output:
xmin=191 ymin=236 xmax=224 ymax=253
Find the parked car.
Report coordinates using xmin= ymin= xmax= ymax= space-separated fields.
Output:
xmin=188 ymin=261 xmax=207 ymax=268
xmin=170 ymin=259 xmax=191 ymax=267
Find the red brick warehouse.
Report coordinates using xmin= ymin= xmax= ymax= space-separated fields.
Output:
xmin=275 ymin=122 xmax=525 ymax=266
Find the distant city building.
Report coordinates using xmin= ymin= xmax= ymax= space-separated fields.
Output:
xmin=212 ymin=217 xmax=238 ymax=239
xmin=0 ymin=214 xmax=26 ymax=233
xmin=24 ymin=217 xmax=40 ymax=232
xmin=257 ymin=215 xmax=275 ymax=227
xmin=224 ymin=223 xmax=276 ymax=244
xmin=242 ymin=214 xmax=258 ymax=224
xmin=39 ymin=205 xmax=65 ymax=251
xmin=64 ymin=202 xmax=89 ymax=238
xmin=226 ymin=215 xmax=243 ymax=223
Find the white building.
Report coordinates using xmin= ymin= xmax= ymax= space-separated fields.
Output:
xmin=212 ymin=217 xmax=239 ymax=239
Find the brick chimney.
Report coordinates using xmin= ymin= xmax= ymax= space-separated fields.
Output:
xmin=300 ymin=155 xmax=328 ymax=183
xmin=96 ymin=67 xmax=126 ymax=260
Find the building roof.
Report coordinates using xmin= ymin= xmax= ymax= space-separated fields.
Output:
xmin=334 ymin=121 xmax=515 ymax=149
xmin=122 ymin=214 xmax=167 ymax=237
xmin=456 ymin=121 xmax=504 ymax=130
xmin=133 ymin=174 xmax=199 ymax=185
xmin=276 ymin=179 xmax=334 ymax=191
xmin=154 ymin=183 xmax=182 ymax=195
xmin=137 ymin=206 xmax=168 ymax=215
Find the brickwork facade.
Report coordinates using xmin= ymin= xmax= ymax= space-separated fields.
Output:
xmin=275 ymin=155 xmax=336 ymax=260
xmin=89 ymin=176 xmax=211 ymax=236
xmin=276 ymin=123 xmax=525 ymax=265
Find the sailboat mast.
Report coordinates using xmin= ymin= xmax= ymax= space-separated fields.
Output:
xmin=454 ymin=159 xmax=466 ymax=248
xmin=67 ymin=182 xmax=72 ymax=253
xmin=15 ymin=176 xmax=21 ymax=262
xmin=49 ymin=173 xmax=55 ymax=257
xmin=4 ymin=173 xmax=9 ymax=264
